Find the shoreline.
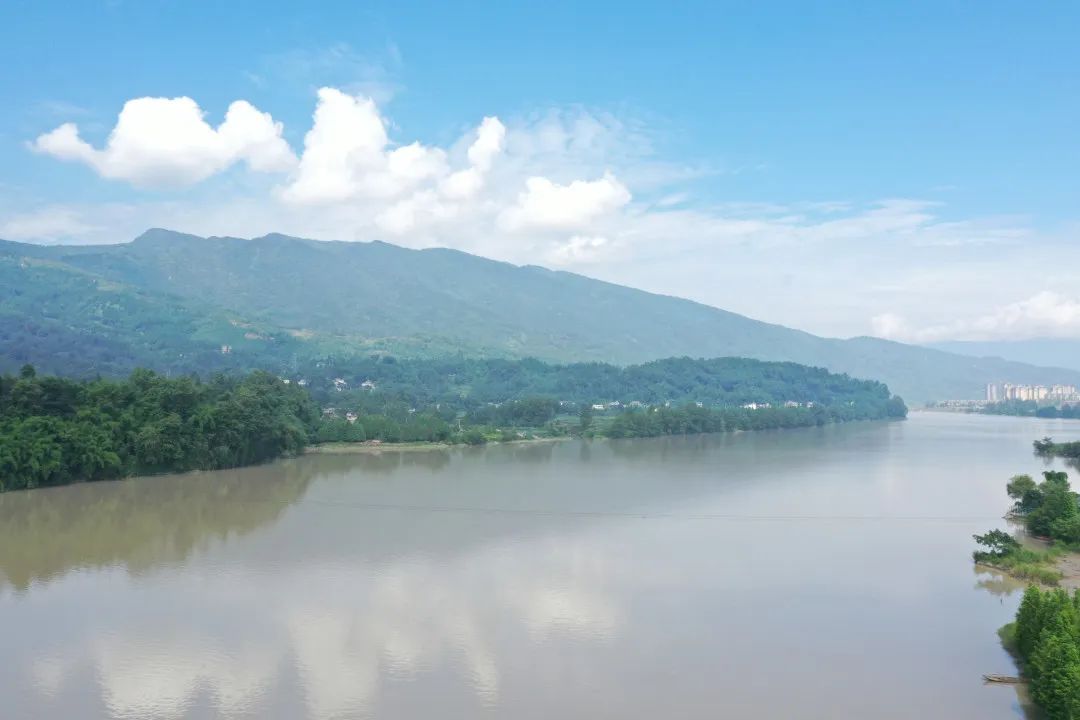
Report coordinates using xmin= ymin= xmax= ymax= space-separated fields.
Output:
xmin=976 ymin=542 xmax=1080 ymax=589
xmin=305 ymin=436 xmax=566 ymax=454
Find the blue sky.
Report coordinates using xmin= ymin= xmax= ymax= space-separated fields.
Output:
xmin=1 ymin=0 xmax=1078 ymax=341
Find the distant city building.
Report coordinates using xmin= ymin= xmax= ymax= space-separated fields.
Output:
xmin=988 ymin=382 xmax=1080 ymax=403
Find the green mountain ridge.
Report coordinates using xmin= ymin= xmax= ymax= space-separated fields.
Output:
xmin=3 ymin=228 xmax=1078 ymax=402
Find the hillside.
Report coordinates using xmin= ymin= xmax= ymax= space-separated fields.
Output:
xmin=3 ymin=229 xmax=1079 ymax=402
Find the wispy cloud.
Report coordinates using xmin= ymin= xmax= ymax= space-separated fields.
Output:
xmin=873 ymin=292 xmax=1080 ymax=343
xmin=253 ymin=43 xmax=403 ymax=105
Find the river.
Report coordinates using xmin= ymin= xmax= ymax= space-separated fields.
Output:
xmin=2 ymin=411 xmax=1080 ymax=719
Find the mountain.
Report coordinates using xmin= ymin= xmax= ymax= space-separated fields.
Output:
xmin=929 ymin=339 xmax=1080 ymax=374
xmin=3 ymin=228 xmax=1079 ymax=403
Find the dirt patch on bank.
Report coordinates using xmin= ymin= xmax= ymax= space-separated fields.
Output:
xmin=1056 ymin=553 xmax=1080 ymax=590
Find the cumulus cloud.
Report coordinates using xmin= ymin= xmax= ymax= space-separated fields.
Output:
xmin=499 ymin=172 xmax=630 ymax=231
xmin=440 ymin=116 xmax=505 ymax=200
xmin=31 ymin=97 xmax=295 ymax=187
xmin=26 ymin=87 xmax=1076 ymax=340
xmin=873 ymin=292 xmax=1080 ymax=343
xmin=278 ymin=89 xmax=507 ymax=210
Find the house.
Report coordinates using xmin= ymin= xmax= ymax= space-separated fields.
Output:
xmin=345 ymin=412 xmax=358 ymax=424
xmin=322 ymin=407 xmax=338 ymax=418
xmin=628 ymin=400 xmax=644 ymax=408
xmin=333 ymin=378 xmax=348 ymax=391
xmin=360 ymin=380 xmax=376 ymax=390
xmin=591 ymin=404 xmax=606 ymax=411
xmin=297 ymin=379 xmax=308 ymax=387
xmin=220 ymin=345 xmax=232 ymax=355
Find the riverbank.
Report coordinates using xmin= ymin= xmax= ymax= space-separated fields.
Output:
xmin=306 ymin=436 xmax=566 ymax=454
xmin=975 ymin=536 xmax=1080 ymax=588
xmin=1054 ymin=550 xmax=1080 ymax=590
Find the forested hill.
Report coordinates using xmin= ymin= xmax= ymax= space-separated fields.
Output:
xmin=3 ymin=229 xmax=1078 ymax=402
xmin=301 ymin=355 xmax=904 ymax=414
xmin=0 ymin=358 xmax=904 ymax=492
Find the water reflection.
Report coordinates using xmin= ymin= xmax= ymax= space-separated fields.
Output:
xmin=18 ymin=530 xmax=622 ymax=719
xmin=0 ymin=461 xmax=313 ymax=592
xmin=973 ymin=567 xmax=1025 ymax=599
xmin=5 ymin=415 xmax=1080 ymax=719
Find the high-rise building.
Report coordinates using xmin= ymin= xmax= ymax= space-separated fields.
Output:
xmin=985 ymin=383 xmax=999 ymax=402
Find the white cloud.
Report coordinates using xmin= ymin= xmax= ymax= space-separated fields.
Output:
xmin=499 ymin=172 xmax=630 ymax=231
xmin=873 ymin=292 xmax=1080 ymax=343
xmin=31 ymin=97 xmax=295 ymax=188
xmin=547 ymin=235 xmax=611 ymax=265
xmin=278 ymin=89 xmax=506 ymax=208
xmin=24 ymin=87 xmax=1079 ymax=340
xmin=440 ymin=116 xmax=505 ymax=200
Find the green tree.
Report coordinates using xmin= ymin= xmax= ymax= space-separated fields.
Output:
xmin=973 ymin=529 xmax=1019 ymax=559
xmin=1016 ymin=586 xmax=1046 ymax=660
xmin=1007 ymin=474 xmax=1038 ymax=510
xmin=578 ymin=403 xmax=594 ymax=434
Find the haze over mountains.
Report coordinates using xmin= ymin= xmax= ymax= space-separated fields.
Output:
xmin=3 ymin=228 xmax=1078 ymax=403
xmin=929 ymin=339 xmax=1080 ymax=374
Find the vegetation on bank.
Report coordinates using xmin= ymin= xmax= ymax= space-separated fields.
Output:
xmin=981 ymin=401 xmax=1080 ymax=419
xmin=972 ymin=530 xmax=1063 ymax=585
xmin=1000 ymin=586 xmax=1080 ymax=719
xmin=0 ymin=358 xmax=907 ymax=492
xmin=973 ymin=470 xmax=1080 ymax=586
xmin=0 ymin=366 xmax=317 ymax=491
xmin=300 ymin=356 xmax=907 ymax=413
xmin=1035 ymin=437 xmax=1080 ymax=460
xmin=310 ymin=357 xmax=905 ymax=446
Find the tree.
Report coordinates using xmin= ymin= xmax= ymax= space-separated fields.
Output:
xmin=973 ymin=529 xmax=1020 ymax=559
xmin=578 ymin=403 xmax=594 ymax=434
xmin=1007 ymin=474 xmax=1038 ymax=507
xmin=1015 ymin=586 xmax=1045 ymax=660
xmin=1029 ymin=620 xmax=1080 ymax=719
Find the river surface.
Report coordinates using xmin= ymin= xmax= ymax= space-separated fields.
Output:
xmin=3 ymin=412 xmax=1080 ymax=719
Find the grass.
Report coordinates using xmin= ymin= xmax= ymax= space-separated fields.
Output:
xmin=975 ymin=546 xmax=1065 ymax=586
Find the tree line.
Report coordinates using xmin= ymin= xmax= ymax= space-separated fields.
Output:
xmin=305 ymin=355 xmax=906 ymax=437
xmin=1004 ymin=586 xmax=1080 ymax=719
xmin=603 ymin=399 xmax=905 ymax=439
xmin=0 ymin=365 xmax=318 ymax=492
xmin=982 ymin=401 xmax=1080 ymax=419
xmin=1 ymin=357 xmax=908 ymax=492
xmin=301 ymin=355 xmax=905 ymax=413
xmin=1035 ymin=437 xmax=1080 ymax=460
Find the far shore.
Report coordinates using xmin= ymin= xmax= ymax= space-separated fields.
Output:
xmin=305 ymin=436 xmax=566 ymax=454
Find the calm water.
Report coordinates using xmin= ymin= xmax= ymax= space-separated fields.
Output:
xmin=3 ymin=412 xmax=1080 ymax=719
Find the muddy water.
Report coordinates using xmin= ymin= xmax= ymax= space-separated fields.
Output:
xmin=3 ymin=412 xmax=1078 ymax=719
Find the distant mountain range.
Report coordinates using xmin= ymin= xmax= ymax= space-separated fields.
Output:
xmin=2 ymin=228 xmax=1079 ymax=403
xmin=929 ymin=339 xmax=1080 ymax=374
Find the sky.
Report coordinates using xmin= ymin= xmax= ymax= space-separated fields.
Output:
xmin=1 ymin=0 xmax=1078 ymax=343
